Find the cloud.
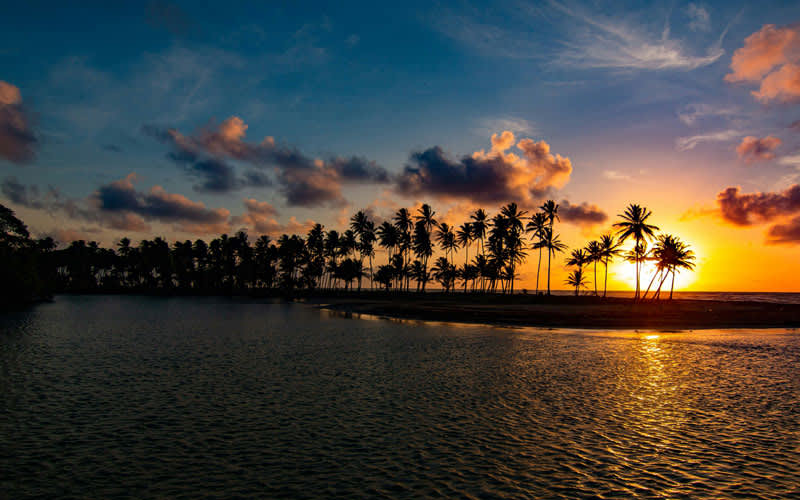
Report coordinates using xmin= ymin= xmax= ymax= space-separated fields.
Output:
xmin=395 ymin=131 xmax=572 ymax=206
xmin=676 ymin=129 xmax=741 ymax=151
xmin=766 ymin=215 xmax=800 ymax=244
xmin=736 ymin=136 xmax=782 ymax=162
xmin=687 ymin=4 xmax=710 ymax=32
xmin=477 ymin=117 xmax=536 ymax=137
xmin=231 ymin=198 xmax=313 ymax=236
xmin=778 ymin=154 xmax=800 ymax=167
xmin=145 ymin=116 xmax=388 ymax=205
xmin=791 ymin=119 xmax=800 ymax=130
xmin=551 ymin=1 xmax=725 ymax=70
xmin=559 ymin=200 xmax=608 ymax=226
xmin=0 ymin=81 xmax=37 ymax=164
xmin=603 ymin=170 xmax=631 ymax=181
xmin=677 ymin=103 xmax=738 ymax=126
xmin=725 ymin=23 xmax=800 ymax=103
xmin=716 ymin=184 xmax=800 ymax=226
xmin=92 ymin=173 xmax=230 ymax=234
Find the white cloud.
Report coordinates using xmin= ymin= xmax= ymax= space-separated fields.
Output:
xmin=550 ymin=0 xmax=724 ymax=70
xmin=677 ymin=103 xmax=739 ymax=126
xmin=477 ymin=116 xmax=536 ymax=137
xmin=687 ymin=4 xmax=710 ymax=32
xmin=603 ymin=170 xmax=631 ymax=181
xmin=778 ymin=154 xmax=800 ymax=167
xmin=676 ymin=129 xmax=741 ymax=151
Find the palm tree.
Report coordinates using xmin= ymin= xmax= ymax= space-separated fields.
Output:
xmin=598 ymin=234 xmax=621 ymax=298
xmin=613 ymin=204 xmax=659 ymax=299
xmin=543 ymin=228 xmax=567 ymax=295
xmin=541 ymin=200 xmax=559 ymax=231
xmin=412 ymin=220 xmax=433 ymax=291
xmin=565 ymin=269 xmax=588 ymax=296
xmin=394 ymin=208 xmax=413 ymax=290
xmin=526 ymin=212 xmax=548 ymax=294
xmin=376 ymin=221 xmax=399 ymax=263
xmin=500 ymin=203 xmax=527 ymax=294
xmin=436 ymin=222 xmax=458 ymax=265
xmin=585 ymin=240 xmax=603 ymax=296
xmin=456 ymin=222 xmax=473 ymax=286
xmin=567 ymin=248 xmax=589 ymax=272
xmin=650 ymin=235 xmax=696 ymax=300
xmin=431 ymin=256 xmax=456 ymax=292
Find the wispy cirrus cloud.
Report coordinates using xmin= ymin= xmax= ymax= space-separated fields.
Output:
xmin=549 ymin=0 xmax=726 ymax=71
xmin=677 ymin=103 xmax=739 ymax=126
xmin=676 ymin=129 xmax=741 ymax=151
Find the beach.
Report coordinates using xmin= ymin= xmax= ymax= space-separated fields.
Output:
xmin=311 ymin=293 xmax=800 ymax=330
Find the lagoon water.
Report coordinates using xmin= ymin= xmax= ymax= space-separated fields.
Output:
xmin=2 ymin=295 xmax=799 ymax=498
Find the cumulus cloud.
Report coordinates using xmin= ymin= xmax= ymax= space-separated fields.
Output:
xmin=716 ymin=184 xmax=800 ymax=226
xmin=735 ymin=135 xmax=782 ymax=162
xmin=92 ymin=173 xmax=230 ymax=234
xmin=0 ymin=81 xmax=37 ymax=164
xmin=145 ymin=116 xmax=388 ymax=205
xmin=725 ymin=23 xmax=800 ymax=103
xmin=396 ymin=131 xmax=572 ymax=206
xmin=559 ymin=200 xmax=608 ymax=226
xmin=676 ymin=129 xmax=741 ymax=151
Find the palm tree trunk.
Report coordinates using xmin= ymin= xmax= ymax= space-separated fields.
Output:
xmin=642 ymin=269 xmax=660 ymax=300
xmin=603 ymin=258 xmax=609 ymax=298
xmin=669 ymin=268 xmax=676 ymax=300
xmin=593 ymin=260 xmax=598 ymax=296
xmin=547 ymin=249 xmax=552 ymax=295
xmin=536 ymin=246 xmax=542 ymax=294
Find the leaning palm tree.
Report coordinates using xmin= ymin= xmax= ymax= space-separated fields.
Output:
xmin=651 ymin=235 xmax=696 ymax=300
xmin=526 ymin=212 xmax=548 ymax=294
xmin=598 ymin=234 xmax=621 ymax=298
xmin=585 ymin=240 xmax=603 ymax=296
xmin=565 ymin=269 xmax=588 ymax=296
xmin=543 ymin=227 xmax=568 ymax=295
xmin=613 ymin=204 xmax=659 ymax=299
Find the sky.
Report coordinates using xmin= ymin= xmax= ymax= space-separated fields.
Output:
xmin=2 ymin=0 xmax=800 ymax=292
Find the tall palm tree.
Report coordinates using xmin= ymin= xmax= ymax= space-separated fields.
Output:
xmin=394 ymin=208 xmax=413 ymax=291
xmin=376 ymin=221 xmax=399 ymax=264
xmin=456 ymin=222 xmax=473 ymax=280
xmin=541 ymin=200 xmax=559 ymax=231
xmin=526 ymin=212 xmax=548 ymax=295
xmin=436 ymin=222 xmax=458 ymax=265
xmin=585 ymin=240 xmax=603 ymax=296
xmin=543 ymin=228 xmax=567 ymax=295
xmin=613 ymin=204 xmax=659 ymax=299
xmin=650 ymin=235 xmax=696 ymax=300
xmin=412 ymin=220 xmax=433 ymax=291
xmin=598 ymin=234 xmax=621 ymax=298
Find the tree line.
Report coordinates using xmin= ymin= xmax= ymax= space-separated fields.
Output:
xmin=0 ymin=201 xmax=694 ymax=302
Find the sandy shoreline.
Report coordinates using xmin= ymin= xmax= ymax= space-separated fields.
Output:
xmin=308 ymin=293 xmax=800 ymax=330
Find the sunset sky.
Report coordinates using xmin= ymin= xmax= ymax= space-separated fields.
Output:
xmin=2 ymin=1 xmax=800 ymax=291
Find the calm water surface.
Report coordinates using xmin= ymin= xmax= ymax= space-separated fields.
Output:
xmin=2 ymin=295 xmax=799 ymax=499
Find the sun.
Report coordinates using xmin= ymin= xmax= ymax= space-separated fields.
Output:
xmin=612 ymin=260 xmax=697 ymax=293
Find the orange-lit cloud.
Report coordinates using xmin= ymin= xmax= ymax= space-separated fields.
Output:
xmin=766 ymin=215 xmax=800 ymax=244
xmin=716 ymin=184 xmax=800 ymax=226
xmin=396 ymin=131 xmax=572 ymax=206
xmin=725 ymin=23 xmax=800 ymax=103
xmin=735 ymin=135 xmax=782 ymax=162
xmin=0 ymin=80 xmax=36 ymax=164
xmin=231 ymin=198 xmax=314 ymax=236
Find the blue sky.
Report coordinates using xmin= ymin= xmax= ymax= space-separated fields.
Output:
xmin=3 ymin=0 xmax=800 ymax=289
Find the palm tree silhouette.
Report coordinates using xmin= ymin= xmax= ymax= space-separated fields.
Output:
xmin=585 ymin=240 xmax=603 ymax=296
xmin=526 ymin=212 xmax=548 ymax=295
xmin=543 ymin=227 xmax=567 ymax=295
xmin=436 ymin=222 xmax=458 ymax=265
xmin=598 ymin=234 xmax=621 ymax=298
xmin=565 ymin=269 xmax=588 ymax=296
xmin=412 ymin=220 xmax=433 ymax=291
xmin=613 ymin=204 xmax=659 ymax=299
xmin=456 ymin=222 xmax=473 ymax=290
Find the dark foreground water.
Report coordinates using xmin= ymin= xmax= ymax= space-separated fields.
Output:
xmin=2 ymin=296 xmax=799 ymax=499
